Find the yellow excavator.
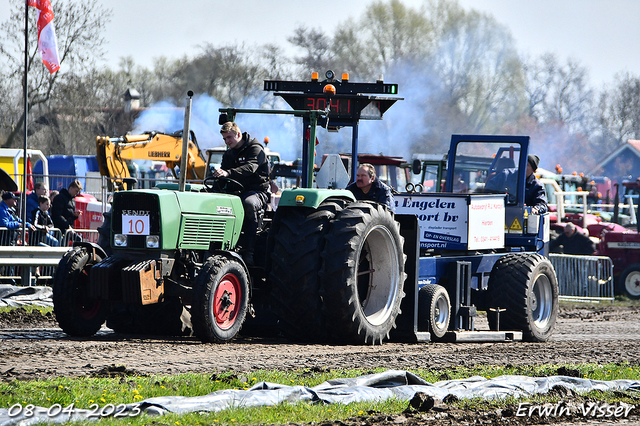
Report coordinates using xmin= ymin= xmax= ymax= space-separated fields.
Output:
xmin=96 ymin=131 xmax=208 ymax=191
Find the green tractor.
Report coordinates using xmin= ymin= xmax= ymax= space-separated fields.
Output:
xmin=52 ymin=72 xmax=407 ymax=344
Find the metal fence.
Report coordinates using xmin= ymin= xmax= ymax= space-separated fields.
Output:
xmin=0 ymin=227 xmax=98 ymax=285
xmin=549 ymin=253 xmax=615 ymax=302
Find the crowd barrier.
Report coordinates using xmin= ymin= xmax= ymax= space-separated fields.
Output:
xmin=549 ymin=253 xmax=615 ymax=302
xmin=0 ymin=228 xmax=99 ymax=285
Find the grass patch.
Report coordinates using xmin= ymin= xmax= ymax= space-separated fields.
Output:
xmin=0 ymin=305 xmax=52 ymax=315
xmin=0 ymin=363 xmax=639 ymax=425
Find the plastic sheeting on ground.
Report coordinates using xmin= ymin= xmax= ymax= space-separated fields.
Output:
xmin=0 ymin=285 xmax=52 ymax=308
xmin=1 ymin=369 xmax=639 ymax=425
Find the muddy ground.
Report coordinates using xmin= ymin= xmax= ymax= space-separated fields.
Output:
xmin=0 ymin=303 xmax=639 ymax=425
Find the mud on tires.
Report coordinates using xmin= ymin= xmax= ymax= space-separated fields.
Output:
xmin=269 ymin=201 xmax=344 ymax=342
xmin=320 ymin=202 xmax=406 ymax=344
xmin=53 ymin=247 xmax=108 ymax=336
xmin=487 ymin=253 xmax=559 ymax=342
xmin=192 ymin=255 xmax=249 ymax=343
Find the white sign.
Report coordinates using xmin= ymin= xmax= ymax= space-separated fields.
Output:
xmin=395 ymin=194 xmax=505 ymax=250
xmin=467 ymin=197 xmax=505 ymax=250
xmin=395 ymin=195 xmax=469 ymax=249
xmin=122 ymin=214 xmax=150 ymax=235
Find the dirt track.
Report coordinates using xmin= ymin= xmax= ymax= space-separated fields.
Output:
xmin=0 ymin=304 xmax=639 ymax=381
xmin=1 ymin=304 xmax=639 ymax=425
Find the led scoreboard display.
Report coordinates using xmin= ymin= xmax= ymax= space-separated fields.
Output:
xmin=264 ymin=72 xmax=401 ymax=127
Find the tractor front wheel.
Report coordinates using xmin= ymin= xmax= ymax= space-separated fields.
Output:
xmin=192 ymin=255 xmax=249 ymax=343
xmin=53 ymin=247 xmax=108 ymax=336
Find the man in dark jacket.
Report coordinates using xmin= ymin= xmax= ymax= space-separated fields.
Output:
xmin=549 ymin=222 xmax=595 ymax=255
xmin=346 ymin=163 xmax=395 ymax=212
xmin=525 ymin=154 xmax=548 ymax=214
xmin=212 ymin=122 xmax=270 ymax=265
xmin=51 ymin=179 xmax=83 ymax=232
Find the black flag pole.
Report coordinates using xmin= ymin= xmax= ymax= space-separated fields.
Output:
xmin=21 ymin=0 xmax=29 ymax=246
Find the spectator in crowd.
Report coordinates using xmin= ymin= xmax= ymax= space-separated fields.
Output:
xmin=25 ymin=182 xmax=48 ymax=224
xmin=525 ymin=154 xmax=548 ymax=214
xmin=212 ymin=122 xmax=270 ymax=265
xmin=0 ymin=192 xmax=35 ymax=245
xmin=549 ymin=222 xmax=595 ymax=255
xmin=51 ymin=180 xmax=83 ymax=241
xmin=346 ymin=163 xmax=395 ymax=211
xmin=31 ymin=195 xmax=59 ymax=247
xmin=49 ymin=190 xmax=59 ymax=203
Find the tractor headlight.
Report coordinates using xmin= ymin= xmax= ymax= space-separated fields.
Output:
xmin=146 ymin=235 xmax=160 ymax=248
xmin=114 ymin=234 xmax=128 ymax=247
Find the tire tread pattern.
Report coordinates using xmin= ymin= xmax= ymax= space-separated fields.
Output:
xmin=487 ymin=253 xmax=559 ymax=342
xmin=319 ymin=202 xmax=406 ymax=344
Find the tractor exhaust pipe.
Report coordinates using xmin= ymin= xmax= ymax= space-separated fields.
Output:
xmin=179 ymin=90 xmax=194 ymax=192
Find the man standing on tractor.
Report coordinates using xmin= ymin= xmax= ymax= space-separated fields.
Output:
xmin=212 ymin=122 xmax=270 ymax=265
xmin=525 ymin=154 xmax=548 ymax=214
xmin=347 ymin=163 xmax=395 ymax=212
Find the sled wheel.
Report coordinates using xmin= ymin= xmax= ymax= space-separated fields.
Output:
xmin=320 ymin=202 xmax=406 ymax=344
xmin=53 ymin=247 xmax=107 ymax=336
xmin=618 ymin=264 xmax=640 ymax=299
xmin=487 ymin=253 xmax=559 ymax=342
xmin=192 ymin=255 xmax=249 ymax=343
xmin=269 ymin=201 xmax=345 ymax=342
xmin=418 ymin=284 xmax=450 ymax=340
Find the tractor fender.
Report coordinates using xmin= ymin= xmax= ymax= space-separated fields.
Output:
xmin=277 ymin=188 xmax=355 ymax=209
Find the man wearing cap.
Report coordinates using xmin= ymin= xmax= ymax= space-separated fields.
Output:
xmin=0 ymin=192 xmax=35 ymax=245
xmin=525 ymin=154 xmax=548 ymax=214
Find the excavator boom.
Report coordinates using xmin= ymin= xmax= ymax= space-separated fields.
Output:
xmin=96 ymin=131 xmax=207 ymax=190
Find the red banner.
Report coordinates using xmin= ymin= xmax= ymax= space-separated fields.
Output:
xmin=27 ymin=0 xmax=61 ymax=74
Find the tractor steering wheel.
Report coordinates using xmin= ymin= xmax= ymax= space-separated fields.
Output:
xmin=203 ymin=176 xmax=244 ymax=195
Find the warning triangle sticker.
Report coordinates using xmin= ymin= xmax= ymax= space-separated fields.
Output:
xmin=509 ymin=217 xmax=523 ymax=232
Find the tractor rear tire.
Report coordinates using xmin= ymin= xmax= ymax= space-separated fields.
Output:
xmin=192 ymin=255 xmax=249 ymax=343
xmin=418 ymin=284 xmax=451 ymax=340
xmin=617 ymin=264 xmax=640 ymax=299
xmin=320 ymin=202 xmax=406 ymax=344
xmin=487 ymin=253 xmax=559 ymax=342
xmin=269 ymin=201 xmax=344 ymax=342
xmin=53 ymin=247 xmax=108 ymax=336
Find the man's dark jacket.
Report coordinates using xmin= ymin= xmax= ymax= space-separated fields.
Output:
xmin=549 ymin=229 xmax=596 ymax=255
xmin=346 ymin=178 xmax=395 ymax=211
xmin=51 ymin=188 xmax=78 ymax=230
xmin=220 ymin=133 xmax=270 ymax=193
xmin=525 ymin=173 xmax=548 ymax=214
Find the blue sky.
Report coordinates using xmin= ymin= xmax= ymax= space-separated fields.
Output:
xmin=3 ymin=0 xmax=639 ymax=87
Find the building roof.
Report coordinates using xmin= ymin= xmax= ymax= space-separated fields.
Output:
xmin=591 ymin=139 xmax=640 ymax=175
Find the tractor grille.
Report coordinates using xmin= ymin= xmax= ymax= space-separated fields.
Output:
xmin=112 ymin=192 xmax=161 ymax=249
xmin=180 ymin=216 xmax=226 ymax=248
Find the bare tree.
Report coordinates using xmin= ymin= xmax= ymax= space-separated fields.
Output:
xmin=597 ymin=73 xmax=640 ymax=147
xmin=0 ymin=0 xmax=112 ymax=149
xmin=288 ymin=26 xmax=333 ymax=76
xmin=429 ymin=7 xmax=525 ymax=134
xmin=522 ymin=54 xmax=594 ymax=135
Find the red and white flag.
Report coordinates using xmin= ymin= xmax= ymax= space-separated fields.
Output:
xmin=28 ymin=0 xmax=61 ymax=74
